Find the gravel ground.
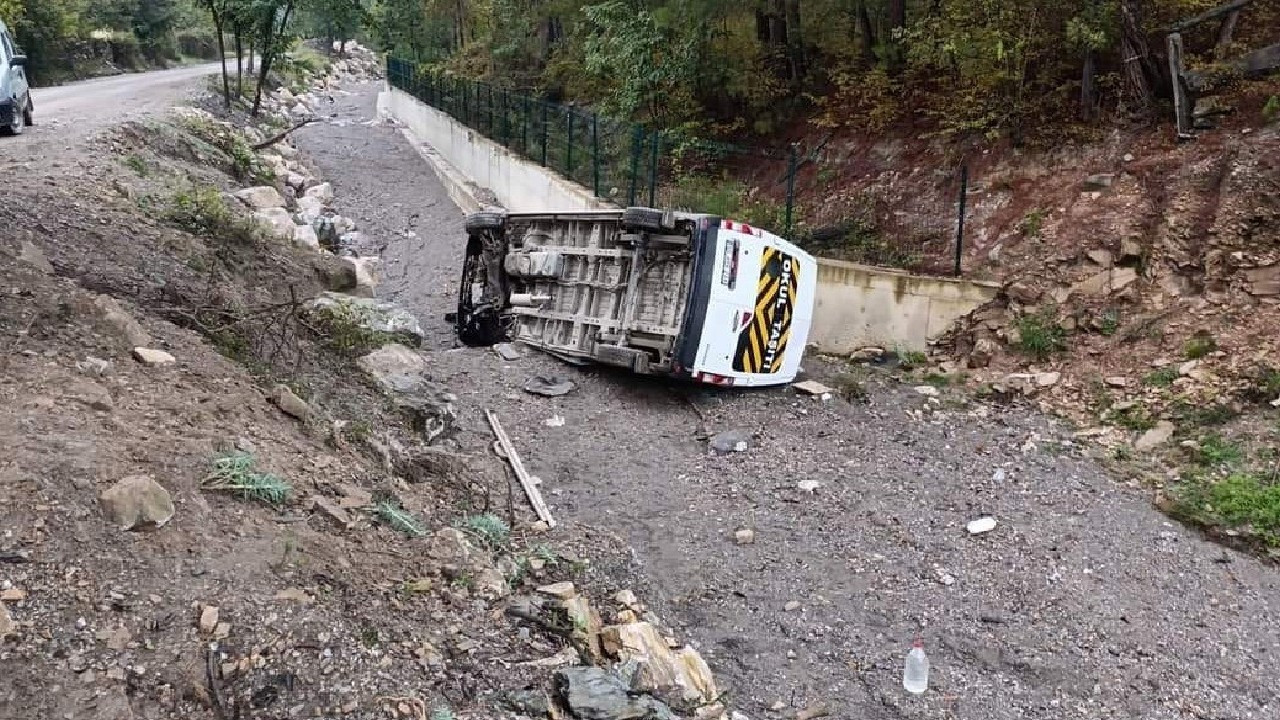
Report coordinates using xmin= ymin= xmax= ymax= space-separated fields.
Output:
xmin=295 ymin=84 xmax=1280 ymax=720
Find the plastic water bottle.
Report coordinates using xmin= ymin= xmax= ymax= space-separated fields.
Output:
xmin=903 ymin=638 xmax=930 ymax=694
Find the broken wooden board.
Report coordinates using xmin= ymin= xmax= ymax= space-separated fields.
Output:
xmin=486 ymin=409 xmax=557 ymax=528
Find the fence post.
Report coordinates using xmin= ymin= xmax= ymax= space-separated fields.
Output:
xmin=566 ymin=110 xmax=575 ymax=176
xmin=648 ymin=131 xmax=660 ymax=207
xmin=954 ymin=164 xmax=969 ymax=277
xmin=522 ymin=96 xmax=529 ymax=155
xmin=591 ymin=114 xmax=600 ymax=198
xmin=540 ymin=102 xmax=549 ymax=166
xmin=627 ymin=125 xmax=642 ymax=206
xmin=501 ymin=89 xmax=510 ymax=147
xmin=785 ymin=145 xmax=798 ymax=237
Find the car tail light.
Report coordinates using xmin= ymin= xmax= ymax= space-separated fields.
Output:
xmin=694 ymin=371 xmax=736 ymax=386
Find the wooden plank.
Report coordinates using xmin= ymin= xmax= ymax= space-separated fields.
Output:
xmin=486 ymin=410 xmax=557 ymax=528
xmin=1167 ymin=33 xmax=1194 ymax=138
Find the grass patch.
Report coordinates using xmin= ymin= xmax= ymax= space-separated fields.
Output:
xmin=1264 ymin=95 xmax=1280 ymax=124
xmin=375 ymin=500 xmax=427 ymax=537
xmin=1174 ymin=401 xmax=1238 ymax=427
xmin=201 ymin=452 xmax=292 ymax=505
xmin=162 ymin=184 xmax=265 ymax=245
xmin=1184 ymin=332 xmax=1218 ymax=360
xmin=1173 ymin=471 xmax=1280 ymax=547
xmin=1196 ymin=434 xmax=1243 ymax=467
xmin=831 ymin=372 xmax=869 ymax=403
xmin=1019 ymin=208 xmax=1047 ymax=239
xmin=1144 ymin=367 xmax=1179 ymax=388
xmin=1095 ymin=309 xmax=1120 ymax=336
xmin=897 ymin=350 xmax=928 ymax=370
xmin=124 ymin=153 xmax=149 ymax=176
xmin=922 ymin=372 xmax=952 ymax=387
xmin=1112 ymin=404 xmax=1157 ymax=432
xmin=1015 ymin=309 xmax=1067 ymax=360
xmin=460 ymin=514 xmax=511 ymax=550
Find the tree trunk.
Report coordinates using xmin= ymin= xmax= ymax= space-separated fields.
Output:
xmin=784 ymin=0 xmax=804 ymax=84
xmin=888 ymin=0 xmax=907 ymax=73
xmin=251 ymin=2 xmax=296 ymax=117
xmin=1120 ymin=0 xmax=1155 ymax=116
xmin=214 ymin=20 xmax=230 ymax=108
xmin=1080 ymin=50 xmax=1097 ymax=120
xmin=856 ymin=0 xmax=877 ymax=65
xmin=1216 ymin=9 xmax=1241 ymax=60
xmin=234 ymin=28 xmax=243 ymax=98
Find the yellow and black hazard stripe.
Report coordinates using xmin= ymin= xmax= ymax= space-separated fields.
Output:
xmin=733 ymin=247 xmax=797 ymax=374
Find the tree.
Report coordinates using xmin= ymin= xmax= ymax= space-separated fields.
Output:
xmin=249 ymin=0 xmax=299 ymax=116
xmin=199 ymin=0 xmax=237 ymax=107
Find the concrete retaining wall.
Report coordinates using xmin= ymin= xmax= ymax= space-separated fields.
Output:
xmin=811 ymin=259 xmax=999 ymax=353
xmin=381 ymin=87 xmax=613 ymax=212
xmin=381 ymin=85 xmax=997 ymax=354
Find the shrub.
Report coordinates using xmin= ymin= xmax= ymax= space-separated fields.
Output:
xmin=1184 ymin=332 xmax=1217 ymax=360
xmin=1016 ymin=310 xmax=1067 ymax=360
xmin=1143 ymin=368 xmax=1179 ymax=388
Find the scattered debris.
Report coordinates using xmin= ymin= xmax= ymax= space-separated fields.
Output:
xmin=0 ymin=603 xmax=12 ymax=639
xmin=734 ymin=528 xmax=756 ymax=545
xmin=793 ymin=380 xmax=834 ymax=396
xmin=545 ymin=415 xmax=566 ymax=428
xmin=966 ymin=517 xmax=998 ymax=535
xmin=131 ymin=347 xmax=176 ymax=367
xmin=537 ymin=582 xmax=578 ymax=601
xmin=797 ymin=479 xmax=821 ymax=494
xmin=914 ymin=386 xmax=940 ymax=397
xmin=99 ymin=475 xmax=175 ymax=530
xmin=710 ymin=429 xmax=752 ymax=454
xmin=523 ymin=375 xmax=577 ymax=397
xmin=197 ymin=605 xmax=219 ymax=635
xmin=494 ymin=343 xmax=523 ymax=361
xmin=597 ymin=621 xmax=719 ymax=711
xmin=488 ymin=409 xmax=558 ymax=528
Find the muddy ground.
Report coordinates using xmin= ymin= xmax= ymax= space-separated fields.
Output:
xmin=292 ymin=84 xmax=1280 ymax=720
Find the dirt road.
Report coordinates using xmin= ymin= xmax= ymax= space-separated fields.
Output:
xmin=292 ymin=84 xmax=1280 ymax=720
xmin=3 ymin=62 xmax=223 ymax=158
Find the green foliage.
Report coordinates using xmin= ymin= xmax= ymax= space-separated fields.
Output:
xmin=663 ymin=174 xmax=790 ymax=234
xmin=162 ymin=184 xmax=265 ymax=246
xmin=1184 ymin=333 xmax=1218 ymax=360
xmin=1015 ymin=310 xmax=1067 ymax=360
xmin=1112 ymin=404 xmax=1156 ymax=432
xmin=1196 ymin=434 xmax=1243 ymax=467
xmin=1019 ymin=208 xmax=1046 ymax=238
xmin=831 ymin=372 xmax=868 ymax=403
xmin=202 ymin=452 xmax=292 ymax=505
xmin=1095 ymin=309 xmax=1120 ymax=337
xmin=460 ymin=514 xmax=511 ymax=550
xmin=1174 ymin=401 xmax=1238 ymax=428
xmin=375 ymin=500 xmax=426 ymax=537
xmin=1144 ymin=367 xmax=1179 ymax=388
xmin=580 ymin=1 xmax=697 ymax=123
xmin=898 ymin=350 xmax=928 ymax=370
xmin=1264 ymin=96 xmax=1280 ymax=125
xmin=123 ymin=153 xmax=150 ymax=176
xmin=1174 ymin=471 xmax=1280 ymax=547
xmin=310 ymin=302 xmax=401 ymax=357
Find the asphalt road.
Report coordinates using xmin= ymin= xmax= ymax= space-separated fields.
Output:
xmin=3 ymin=62 xmax=225 ymax=159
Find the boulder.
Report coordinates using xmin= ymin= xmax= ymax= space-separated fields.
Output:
xmin=296 ymin=195 xmax=325 ymax=225
xmin=968 ymin=338 xmax=998 ymax=369
xmin=290 ymin=102 xmax=312 ymax=119
xmin=72 ymin=295 xmax=151 ymax=349
xmin=0 ymin=603 xmax=12 ymax=639
xmin=99 ymin=475 xmax=175 ymax=530
xmin=132 ymin=347 xmax=176 ymax=367
xmin=234 ymin=186 xmax=287 ymax=210
xmin=555 ymin=667 xmax=676 ymax=720
xmin=1005 ymin=282 xmax=1040 ymax=304
xmin=1119 ymin=239 xmax=1143 ymax=265
xmin=1086 ymin=249 xmax=1114 ymax=267
xmin=1245 ymin=264 xmax=1280 ymax=296
xmin=18 ymin=240 xmax=53 ymax=274
xmin=475 ymin=568 xmax=510 ymax=599
xmin=285 ymin=172 xmax=309 ymax=192
xmin=1070 ymin=267 xmax=1138 ymax=297
xmin=357 ymin=344 xmax=431 ymax=392
xmin=343 ymin=257 xmax=379 ymax=298
xmin=1004 ymin=372 xmax=1060 ymax=395
xmin=293 ymin=224 xmax=320 ymax=249
xmin=269 ymin=384 xmax=311 ymax=421
xmin=598 ymin=622 xmax=719 ymax=711
xmin=305 ymin=182 xmax=335 ymax=203
xmin=254 ymin=208 xmax=297 ymax=240
xmin=1135 ymin=421 xmax=1176 ymax=453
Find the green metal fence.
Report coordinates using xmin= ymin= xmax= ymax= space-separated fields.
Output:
xmin=387 ymin=57 xmax=800 ymax=237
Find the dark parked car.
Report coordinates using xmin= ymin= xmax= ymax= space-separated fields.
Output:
xmin=0 ymin=18 xmax=33 ymax=136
